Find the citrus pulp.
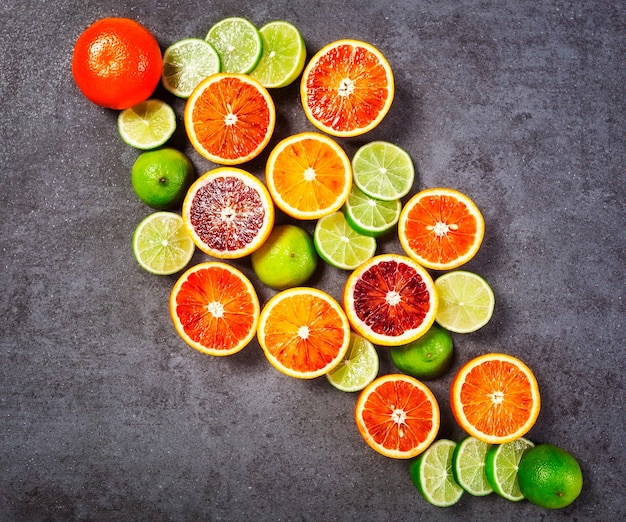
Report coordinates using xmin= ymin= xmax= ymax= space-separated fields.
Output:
xmin=451 ymin=436 xmax=494 ymax=496
xmin=161 ymin=38 xmax=221 ymax=98
xmin=205 ymin=17 xmax=263 ymax=74
xmin=325 ymin=333 xmax=379 ymax=392
xmin=484 ymin=437 xmax=535 ymax=501
xmin=117 ymin=99 xmax=177 ymax=150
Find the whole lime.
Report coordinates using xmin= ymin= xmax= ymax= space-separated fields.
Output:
xmin=132 ymin=148 xmax=195 ymax=209
xmin=517 ymin=444 xmax=583 ymax=509
xmin=389 ymin=324 xmax=453 ymax=379
xmin=251 ymin=224 xmax=318 ymax=290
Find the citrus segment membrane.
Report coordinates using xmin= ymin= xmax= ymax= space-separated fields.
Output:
xmin=161 ymin=38 xmax=221 ymax=98
xmin=205 ymin=17 xmax=263 ymax=74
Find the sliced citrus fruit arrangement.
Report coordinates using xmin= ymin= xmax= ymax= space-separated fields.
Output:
xmin=117 ymin=99 xmax=176 ymax=150
xmin=185 ymin=73 xmax=276 ymax=165
xmin=257 ymin=287 xmax=351 ymax=379
xmin=354 ymin=374 xmax=439 ymax=459
xmin=451 ymin=436 xmax=494 ymax=496
xmin=205 ymin=17 xmax=263 ymax=74
xmin=343 ymin=186 xmax=401 ymax=238
xmin=161 ymin=38 xmax=221 ymax=98
xmin=182 ymin=167 xmax=274 ymax=259
xmin=170 ymin=261 xmax=260 ymax=356
xmin=398 ymin=187 xmax=485 ymax=271
xmin=485 ymin=437 xmax=535 ymax=501
xmin=343 ymin=254 xmax=438 ymax=346
xmin=326 ymin=332 xmax=379 ymax=392
xmin=301 ymin=39 xmax=394 ymax=137
xmin=450 ymin=353 xmax=541 ymax=445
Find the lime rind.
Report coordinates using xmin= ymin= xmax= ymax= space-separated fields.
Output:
xmin=162 ymin=38 xmax=221 ymax=98
xmin=205 ymin=17 xmax=263 ymax=74
xmin=343 ymin=185 xmax=401 ymax=237
xmin=452 ymin=436 xmax=494 ymax=496
xmin=485 ymin=437 xmax=535 ymax=501
xmin=118 ymin=99 xmax=176 ymax=150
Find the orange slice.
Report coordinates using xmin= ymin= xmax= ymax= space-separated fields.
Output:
xmin=450 ymin=353 xmax=541 ymax=444
xmin=343 ymin=254 xmax=438 ymax=347
xmin=257 ymin=287 xmax=351 ymax=379
xmin=265 ymin=132 xmax=352 ymax=220
xmin=301 ymin=39 xmax=394 ymax=137
xmin=170 ymin=262 xmax=260 ymax=356
xmin=355 ymin=374 xmax=440 ymax=459
xmin=182 ymin=167 xmax=274 ymax=259
xmin=398 ymin=187 xmax=485 ymax=271
xmin=184 ymin=73 xmax=276 ymax=165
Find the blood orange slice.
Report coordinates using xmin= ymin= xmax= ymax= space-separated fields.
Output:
xmin=355 ymin=374 xmax=440 ymax=459
xmin=170 ymin=262 xmax=260 ymax=356
xmin=450 ymin=353 xmax=541 ymax=445
xmin=182 ymin=167 xmax=274 ymax=259
xmin=343 ymin=254 xmax=438 ymax=347
xmin=300 ymin=39 xmax=394 ymax=137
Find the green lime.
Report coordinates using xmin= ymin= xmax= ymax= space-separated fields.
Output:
xmin=326 ymin=333 xmax=378 ymax=392
xmin=351 ymin=141 xmax=415 ymax=201
xmin=452 ymin=436 xmax=494 ymax=496
xmin=484 ymin=437 xmax=535 ymax=501
xmin=343 ymin=185 xmax=401 ymax=238
xmin=409 ymin=439 xmax=464 ymax=507
xmin=205 ymin=17 xmax=263 ymax=74
xmin=518 ymin=444 xmax=583 ymax=509
xmin=389 ymin=324 xmax=453 ymax=380
xmin=131 ymin=148 xmax=195 ymax=210
xmin=118 ymin=99 xmax=176 ymax=150
xmin=161 ymin=38 xmax=221 ymax=98
xmin=132 ymin=212 xmax=195 ymax=275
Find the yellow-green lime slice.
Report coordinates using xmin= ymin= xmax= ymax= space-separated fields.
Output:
xmin=118 ymin=99 xmax=176 ymax=150
xmin=161 ymin=38 xmax=221 ymax=98
xmin=326 ymin=333 xmax=379 ymax=392
xmin=452 ymin=436 xmax=494 ymax=496
xmin=205 ymin=17 xmax=263 ymax=74
xmin=485 ymin=437 xmax=535 ymax=501
xmin=344 ymin=185 xmax=401 ymax=237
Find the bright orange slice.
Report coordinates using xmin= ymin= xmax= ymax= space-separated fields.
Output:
xmin=398 ymin=187 xmax=485 ymax=271
xmin=184 ymin=73 xmax=276 ymax=165
xmin=170 ymin=262 xmax=260 ymax=356
xmin=355 ymin=374 xmax=440 ymax=459
xmin=257 ymin=287 xmax=351 ymax=379
xmin=450 ymin=353 xmax=541 ymax=444
xmin=300 ymin=39 xmax=394 ymax=137
xmin=343 ymin=254 xmax=438 ymax=347
xmin=265 ymin=132 xmax=352 ymax=220
xmin=182 ymin=167 xmax=274 ymax=259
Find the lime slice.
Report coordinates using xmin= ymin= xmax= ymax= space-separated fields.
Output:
xmin=132 ymin=212 xmax=195 ymax=275
xmin=343 ymin=185 xmax=401 ymax=237
xmin=409 ymin=439 xmax=464 ymax=507
xmin=118 ymin=99 xmax=176 ymax=150
xmin=485 ymin=437 xmax=535 ymax=501
xmin=249 ymin=20 xmax=307 ymax=88
xmin=205 ymin=17 xmax=263 ymax=74
xmin=161 ymin=38 xmax=221 ymax=98
xmin=452 ymin=436 xmax=494 ymax=496
xmin=313 ymin=211 xmax=377 ymax=270
xmin=326 ymin=333 xmax=379 ymax=392
xmin=434 ymin=271 xmax=495 ymax=333
xmin=351 ymin=141 xmax=415 ymax=201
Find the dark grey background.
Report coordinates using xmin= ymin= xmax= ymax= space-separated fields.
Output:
xmin=2 ymin=1 xmax=624 ymax=520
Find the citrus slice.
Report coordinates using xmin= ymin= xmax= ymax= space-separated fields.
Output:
xmin=351 ymin=141 xmax=414 ymax=201
xmin=485 ymin=437 xmax=535 ymax=501
xmin=343 ymin=254 xmax=438 ymax=346
xmin=182 ymin=167 xmax=274 ymax=259
xmin=249 ymin=20 xmax=307 ymax=88
xmin=354 ymin=374 xmax=440 ymax=459
xmin=313 ymin=212 xmax=377 ymax=270
xmin=118 ymin=99 xmax=176 ymax=150
xmin=301 ymin=39 xmax=394 ymax=137
xmin=450 ymin=353 xmax=541 ymax=445
xmin=451 ymin=436 xmax=494 ymax=496
xmin=205 ymin=17 xmax=263 ymax=74
xmin=161 ymin=38 xmax=221 ymax=98
xmin=185 ymin=73 xmax=275 ymax=165
xmin=398 ymin=187 xmax=485 ymax=270
xmin=435 ymin=271 xmax=495 ymax=333
xmin=257 ymin=287 xmax=351 ymax=379
xmin=343 ymin=186 xmax=401 ymax=238
xmin=265 ymin=132 xmax=352 ymax=220
xmin=409 ymin=439 xmax=464 ymax=507
xmin=132 ymin=212 xmax=195 ymax=275
xmin=170 ymin=261 xmax=260 ymax=356
xmin=326 ymin=333 xmax=379 ymax=392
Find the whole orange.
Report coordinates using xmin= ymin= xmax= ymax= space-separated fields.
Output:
xmin=72 ymin=17 xmax=162 ymax=110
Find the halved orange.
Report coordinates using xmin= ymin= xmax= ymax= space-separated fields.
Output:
xmin=343 ymin=254 xmax=438 ymax=347
xmin=450 ymin=353 xmax=541 ymax=444
xmin=185 ymin=73 xmax=276 ymax=165
xmin=265 ymin=132 xmax=352 ymax=220
xmin=182 ymin=167 xmax=274 ymax=259
xmin=398 ymin=187 xmax=485 ymax=271
xmin=300 ymin=39 xmax=394 ymax=137
xmin=257 ymin=287 xmax=351 ymax=379
xmin=355 ymin=374 xmax=440 ymax=459
xmin=170 ymin=262 xmax=260 ymax=356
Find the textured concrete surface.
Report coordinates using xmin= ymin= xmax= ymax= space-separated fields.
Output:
xmin=1 ymin=1 xmax=624 ymax=520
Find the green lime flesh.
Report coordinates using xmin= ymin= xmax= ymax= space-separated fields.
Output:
xmin=484 ymin=437 xmax=535 ymax=501
xmin=326 ymin=333 xmax=379 ymax=392
xmin=118 ymin=99 xmax=176 ymax=150
xmin=161 ymin=38 xmax=221 ymax=98
xmin=451 ymin=436 xmax=494 ymax=496
xmin=205 ymin=17 xmax=263 ymax=74
xmin=343 ymin=185 xmax=401 ymax=237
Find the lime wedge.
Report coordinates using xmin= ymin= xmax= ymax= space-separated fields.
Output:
xmin=343 ymin=185 xmax=401 ymax=237
xmin=205 ymin=17 xmax=263 ymax=74
xmin=326 ymin=333 xmax=379 ymax=392
xmin=452 ymin=436 xmax=494 ymax=496
xmin=161 ymin=38 xmax=221 ymax=98
xmin=118 ymin=99 xmax=176 ymax=150
xmin=485 ymin=437 xmax=535 ymax=501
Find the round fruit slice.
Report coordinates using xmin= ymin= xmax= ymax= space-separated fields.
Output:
xmin=170 ymin=262 xmax=260 ymax=356
xmin=450 ymin=353 xmax=541 ymax=445
xmin=355 ymin=374 xmax=440 ymax=459
xmin=301 ymin=39 xmax=394 ymax=137
xmin=485 ymin=437 xmax=535 ymax=501
xmin=185 ymin=73 xmax=276 ymax=165
xmin=118 ymin=99 xmax=176 ymax=150
xmin=265 ymin=132 xmax=352 ymax=220
xmin=398 ymin=187 xmax=485 ymax=270
xmin=182 ymin=167 xmax=274 ymax=259
xmin=205 ymin=17 xmax=263 ymax=74
xmin=451 ymin=436 xmax=494 ymax=496
xmin=161 ymin=38 xmax=221 ymax=98
xmin=326 ymin=333 xmax=379 ymax=392
xmin=257 ymin=287 xmax=351 ymax=379
xmin=343 ymin=254 xmax=438 ymax=346
xmin=343 ymin=186 xmax=401 ymax=238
